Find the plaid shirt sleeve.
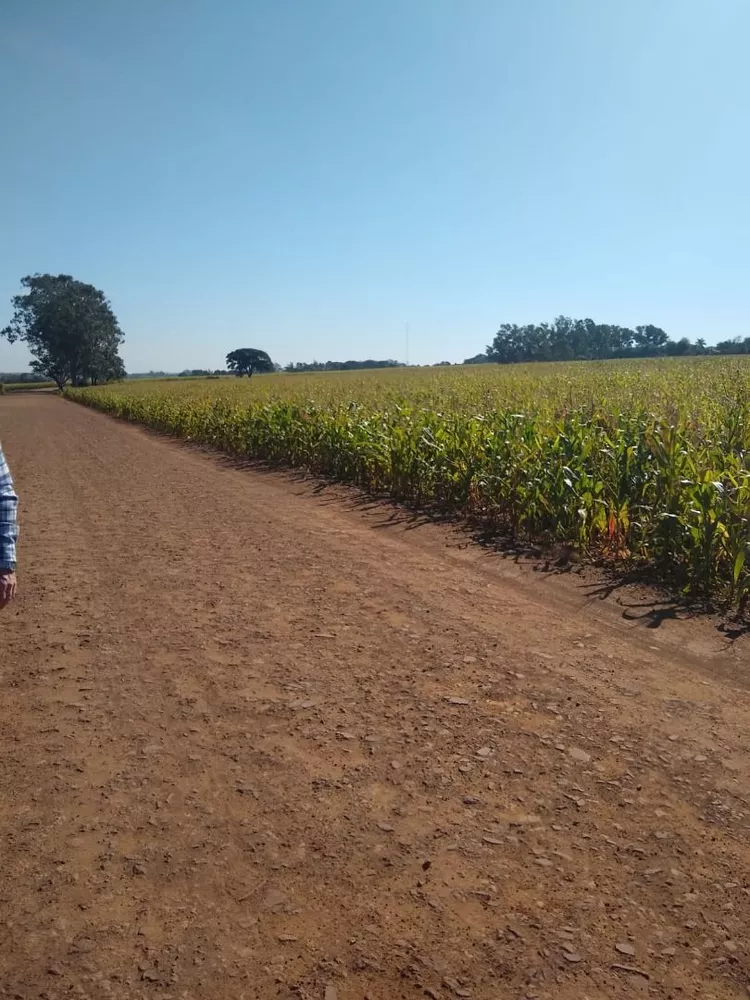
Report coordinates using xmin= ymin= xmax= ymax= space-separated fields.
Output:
xmin=0 ymin=445 xmax=18 ymax=571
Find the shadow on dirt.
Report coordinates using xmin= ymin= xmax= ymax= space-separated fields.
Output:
xmin=294 ymin=474 xmax=750 ymax=642
xmin=135 ymin=430 xmax=750 ymax=644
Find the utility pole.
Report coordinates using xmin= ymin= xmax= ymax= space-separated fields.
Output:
xmin=405 ymin=323 xmax=410 ymax=367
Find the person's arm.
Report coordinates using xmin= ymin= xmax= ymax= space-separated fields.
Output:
xmin=0 ymin=445 xmax=18 ymax=608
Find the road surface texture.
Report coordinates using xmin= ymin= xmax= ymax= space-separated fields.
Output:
xmin=1 ymin=393 xmax=749 ymax=1000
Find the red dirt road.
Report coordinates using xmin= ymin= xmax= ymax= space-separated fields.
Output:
xmin=1 ymin=394 xmax=749 ymax=1000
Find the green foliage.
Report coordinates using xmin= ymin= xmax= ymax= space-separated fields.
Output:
xmin=469 ymin=316 xmax=703 ymax=364
xmin=2 ymin=274 xmax=126 ymax=389
xmin=225 ymin=348 xmax=274 ymax=377
xmin=715 ymin=336 xmax=750 ymax=355
xmin=67 ymin=357 xmax=750 ymax=607
xmin=284 ymin=359 xmax=405 ymax=372
xmin=0 ymin=381 xmax=56 ymax=392
xmin=0 ymin=372 xmax=52 ymax=385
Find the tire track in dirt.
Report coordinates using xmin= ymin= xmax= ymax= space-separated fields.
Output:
xmin=1 ymin=393 xmax=749 ymax=1000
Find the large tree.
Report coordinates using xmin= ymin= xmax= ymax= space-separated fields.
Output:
xmin=1 ymin=274 xmax=126 ymax=389
xmin=226 ymin=348 xmax=274 ymax=377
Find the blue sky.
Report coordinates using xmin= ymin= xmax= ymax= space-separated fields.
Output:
xmin=1 ymin=0 xmax=748 ymax=371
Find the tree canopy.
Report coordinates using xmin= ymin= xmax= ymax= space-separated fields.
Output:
xmin=463 ymin=317 xmax=719 ymax=365
xmin=714 ymin=336 xmax=750 ymax=355
xmin=284 ymin=359 xmax=404 ymax=372
xmin=2 ymin=274 xmax=125 ymax=389
xmin=226 ymin=348 xmax=275 ymax=376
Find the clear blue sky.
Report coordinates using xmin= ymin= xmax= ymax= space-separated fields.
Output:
xmin=1 ymin=0 xmax=748 ymax=371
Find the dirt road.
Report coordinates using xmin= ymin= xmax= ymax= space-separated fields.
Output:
xmin=1 ymin=394 xmax=749 ymax=1000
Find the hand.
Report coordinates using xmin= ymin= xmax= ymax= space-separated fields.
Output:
xmin=0 ymin=571 xmax=17 ymax=609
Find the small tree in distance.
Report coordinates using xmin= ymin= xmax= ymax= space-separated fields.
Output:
xmin=226 ymin=348 xmax=274 ymax=377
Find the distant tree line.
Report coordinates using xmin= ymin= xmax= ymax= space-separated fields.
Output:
xmin=284 ymin=359 xmax=405 ymax=373
xmin=462 ymin=316 xmax=722 ymax=365
xmin=0 ymin=372 xmax=51 ymax=384
xmin=714 ymin=336 xmax=750 ymax=355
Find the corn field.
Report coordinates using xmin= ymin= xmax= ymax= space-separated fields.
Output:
xmin=68 ymin=358 xmax=750 ymax=607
